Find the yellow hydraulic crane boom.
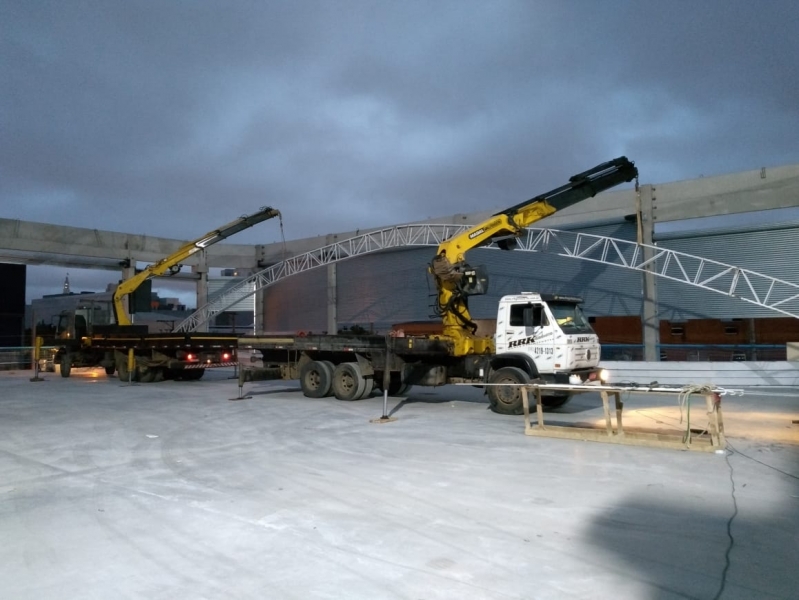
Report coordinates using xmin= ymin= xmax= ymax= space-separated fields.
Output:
xmin=431 ymin=157 xmax=638 ymax=356
xmin=113 ymin=206 xmax=281 ymax=326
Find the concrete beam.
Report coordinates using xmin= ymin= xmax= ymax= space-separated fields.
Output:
xmin=0 ymin=218 xmax=260 ymax=270
xmin=653 ymin=163 xmax=799 ymax=223
xmin=254 ymin=163 xmax=799 ymax=263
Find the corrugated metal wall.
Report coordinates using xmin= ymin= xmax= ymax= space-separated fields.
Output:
xmin=261 ymin=220 xmax=798 ymax=331
xmin=262 ymin=221 xmax=648 ymax=332
xmin=656 ymin=227 xmax=799 ymax=320
xmin=263 ymin=266 xmax=328 ymax=333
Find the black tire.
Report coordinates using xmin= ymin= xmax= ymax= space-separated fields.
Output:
xmin=138 ymin=366 xmax=156 ymax=383
xmin=60 ymin=356 xmax=72 ymax=378
xmin=358 ymin=376 xmax=375 ymax=400
xmin=331 ymin=362 xmax=366 ymax=401
xmin=117 ymin=359 xmax=138 ymax=382
xmin=386 ymin=376 xmax=411 ymax=396
xmin=541 ymin=393 xmax=573 ymax=409
xmin=487 ymin=366 xmax=531 ymax=415
xmin=300 ymin=360 xmax=334 ymax=398
xmin=104 ymin=365 xmax=115 ymax=376
xmin=182 ymin=369 xmax=205 ymax=381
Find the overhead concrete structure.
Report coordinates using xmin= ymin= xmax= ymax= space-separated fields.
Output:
xmin=0 ymin=218 xmax=261 ymax=271
xmin=2 ymin=163 xmax=799 ymax=342
xmin=247 ymin=163 xmax=799 ymax=350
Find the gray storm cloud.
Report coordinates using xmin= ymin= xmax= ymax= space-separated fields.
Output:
xmin=1 ymin=0 xmax=797 ymax=300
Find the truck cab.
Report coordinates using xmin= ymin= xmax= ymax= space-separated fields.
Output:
xmin=495 ymin=293 xmax=600 ymax=371
xmin=55 ymin=302 xmax=114 ymax=341
xmin=488 ymin=293 xmax=601 ymax=414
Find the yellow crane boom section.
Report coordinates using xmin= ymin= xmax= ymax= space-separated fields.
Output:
xmin=431 ymin=157 xmax=638 ymax=355
xmin=113 ymin=206 xmax=281 ymax=326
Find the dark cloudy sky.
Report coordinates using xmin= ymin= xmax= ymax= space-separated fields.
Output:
xmin=2 ymin=1 xmax=798 ymax=303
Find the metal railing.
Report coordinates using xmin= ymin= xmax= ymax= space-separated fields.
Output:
xmin=601 ymin=343 xmax=787 ymax=362
xmin=0 ymin=346 xmax=58 ymax=370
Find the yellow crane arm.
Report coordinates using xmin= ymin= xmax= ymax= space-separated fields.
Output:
xmin=113 ymin=206 xmax=281 ymax=326
xmin=431 ymin=157 xmax=638 ymax=350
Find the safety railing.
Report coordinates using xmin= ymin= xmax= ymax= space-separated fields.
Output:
xmin=0 ymin=346 xmax=58 ymax=371
xmin=601 ymin=343 xmax=787 ymax=362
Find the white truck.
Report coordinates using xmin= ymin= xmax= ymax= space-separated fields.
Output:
xmin=242 ymin=157 xmax=636 ymax=414
xmin=242 ymin=291 xmax=603 ymax=414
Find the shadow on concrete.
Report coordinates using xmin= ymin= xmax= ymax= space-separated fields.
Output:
xmin=584 ymin=453 xmax=799 ymax=599
xmin=388 ymin=396 xmax=455 ymax=416
xmin=245 ymin=387 xmax=303 ymax=397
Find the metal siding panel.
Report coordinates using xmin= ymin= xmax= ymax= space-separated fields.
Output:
xmin=469 ymin=222 xmax=643 ymax=318
xmin=261 ymin=223 xmax=648 ymax=332
xmin=336 ymin=248 xmax=436 ymax=329
xmin=658 ymin=228 xmax=799 ymax=319
xmin=260 ymin=222 xmax=799 ymax=330
xmin=263 ymin=268 xmax=328 ymax=333
xmin=208 ymin=278 xmax=255 ymax=312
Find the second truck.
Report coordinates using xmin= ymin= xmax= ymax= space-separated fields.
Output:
xmin=243 ymin=157 xmax=638 ymax=413
xmin=50 ymin=206 xmax=281 ymax=381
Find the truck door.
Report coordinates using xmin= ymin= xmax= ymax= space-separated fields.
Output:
xmin=497 ymin=302 xmax=555 ymax=368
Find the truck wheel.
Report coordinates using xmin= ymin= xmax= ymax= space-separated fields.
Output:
xmin=182 ymin=369 xmax=205 ymax=381
xmin=60 ymin=356 xmax=72 ymax=378
xmin=358 ymin=376 xmax=375 ymax=399
xmin=385 ymin=376 xmax=411 ymax=396
xmin=104 ymin=366 xmax=116 ymax=376
xmin=117 ymin=359 xmax=138 ymax=382
xmin=395 ymin=383 xmax=412 ymax=396
xmin=300 ymin=360 xmax=334 ymax=398
xmin=138 ymin=366 xmax=156 ymax=383
xmin=487 ymin=366 xmax=531 ymax=415
xmin=541 ymin=393 xmax=573 ymax=409
xmin=332 ymin=362 xmax=366 ymax=401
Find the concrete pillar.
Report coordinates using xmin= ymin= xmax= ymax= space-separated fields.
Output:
xmin=254 ymin=277 xmax=265 ymax=334
xmin=193 ymin=252 xmax=209 ymax=332
xmin=119 ymin=263 xmax=136 ymax=323
xmin=638 ymin=184 xmax=660 ymax=361
xmin=327 ymin=262 xmax=337 ymax=335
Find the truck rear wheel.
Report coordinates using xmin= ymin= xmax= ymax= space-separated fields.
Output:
xmin=381 ymin=375 xmax=411 ymax=396
xmin=359 ymin=376 xmax=375 ymax=399
xmin=541 ymin=393 xmax=573 ymax=408
xmin=182 ymin=369 xmax=205 ymax=381
xmin=487 ymin=366 xmax=531 ymax=415
xmin=138 ymin=366 xmax=157 ymax=383
xmin=117 ymin=359 xmax=138 ymax=382
xmin=300 ymin=360 xmax=334 ymax=398
xmin=60 ymin=356 xmax=72 ymax=378
xmin=332 ymin=362 xmax=366 ymax=401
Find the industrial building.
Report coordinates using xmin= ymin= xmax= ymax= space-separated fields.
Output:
xmin=2 ymin=163 xmax=799 ymax=356
xmin=1 ymin=162 xmax=798 ymax=599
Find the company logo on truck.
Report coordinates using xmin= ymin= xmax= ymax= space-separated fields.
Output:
xmin=575 ymin=336 xmax=592 ymax=343
xmin=508 ymin=336 xmax=536 ymax=348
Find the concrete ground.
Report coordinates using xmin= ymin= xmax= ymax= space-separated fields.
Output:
xmin=1 ymin=368 xmax=797 ymax=600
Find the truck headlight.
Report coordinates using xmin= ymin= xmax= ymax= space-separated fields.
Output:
xmin=599 ymin=369 xmax=609 ymax=384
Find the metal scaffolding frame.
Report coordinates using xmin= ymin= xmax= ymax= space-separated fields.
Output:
xmin=175 ymin=225 xmax=799 ymax=332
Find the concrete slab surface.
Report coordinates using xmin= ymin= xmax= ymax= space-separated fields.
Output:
xmin=1 ymin=368 xmax=798 ymax=600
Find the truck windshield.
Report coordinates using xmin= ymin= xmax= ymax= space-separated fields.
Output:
xmin=548 ymin=302 xmax=594 ymax=334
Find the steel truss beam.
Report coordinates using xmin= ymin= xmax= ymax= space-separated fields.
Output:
xmin=175 ymin=225 xmax=799 ymax=332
